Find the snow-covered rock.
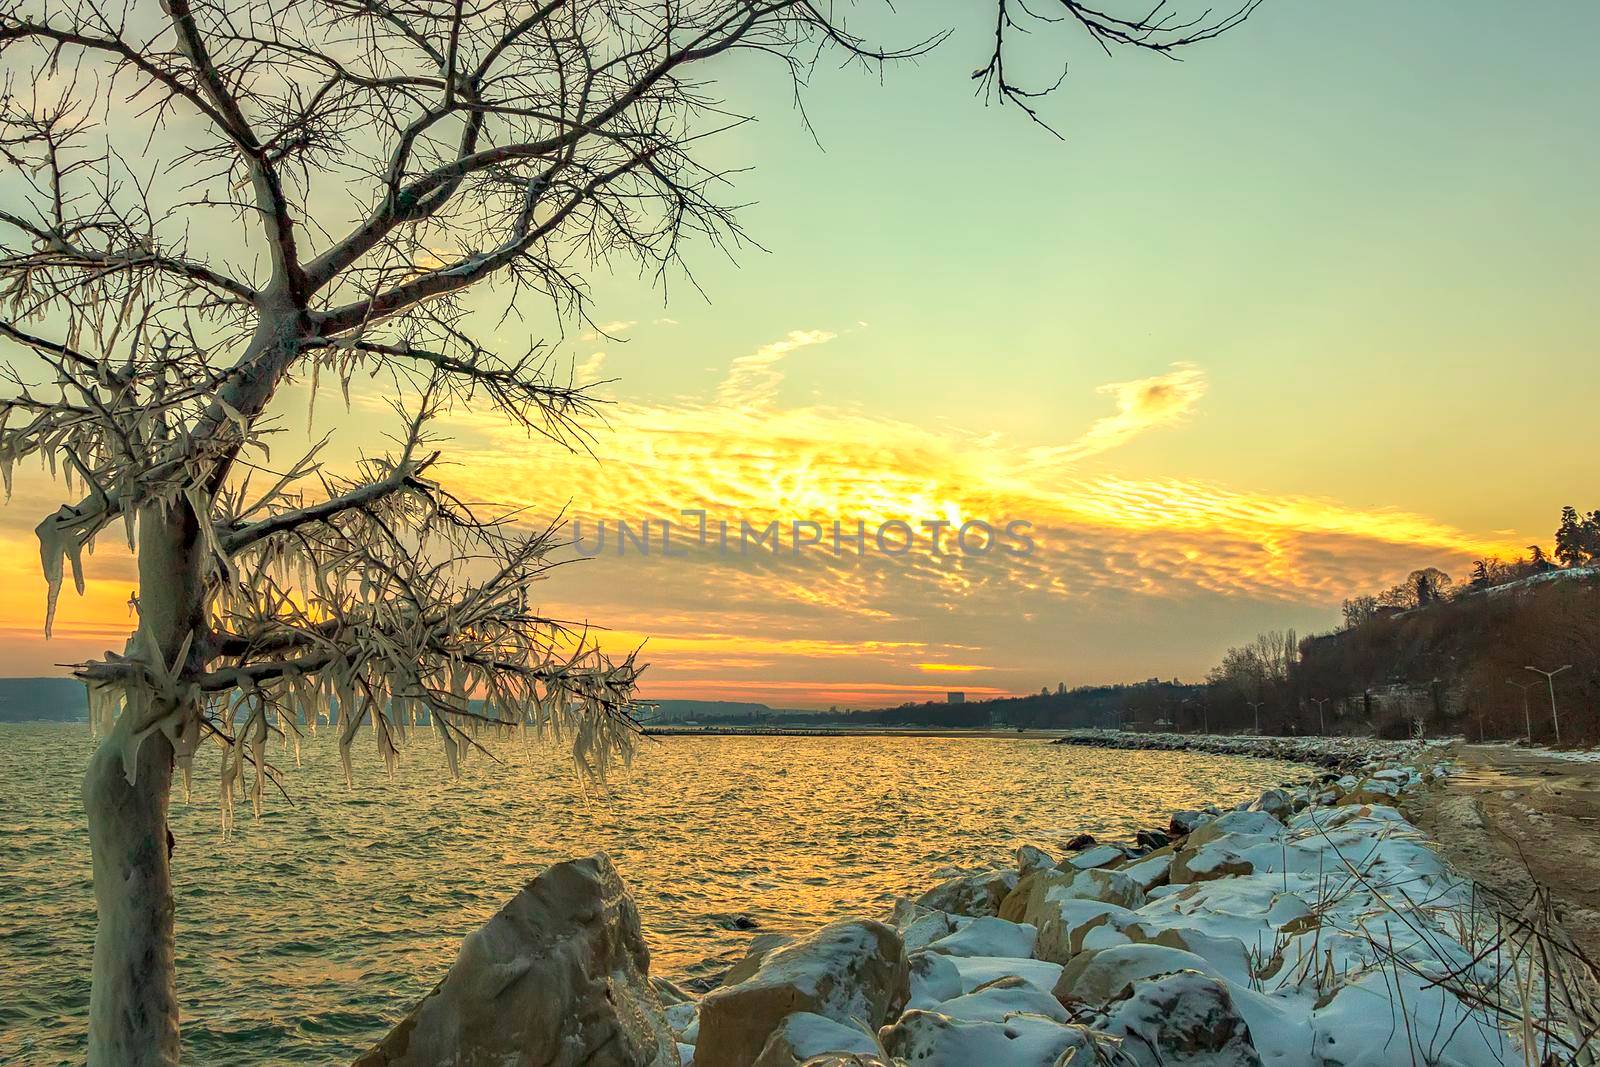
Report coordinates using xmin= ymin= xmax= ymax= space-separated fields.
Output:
xmin=749 ymin=1013 xmax=879 ymax=1067
xmin=1123 ymin=924 xmax=1254 ymax=987
xmin=1033 ymin=897 xmax=1137 ymax=964
xmin=929 ymin=975 xmax=1071 ymax=1023
xmin=1250 ymin=788 xmax=1294 ymax=823
xmin=352 ymin=853 xmax=677 ymax=1067
xmin=880 ymin=1009 xmax=1097 ymax=1066
xmin=944 ymin=954 xmax=1063 ymax=995
xmin=1119 ymin=849 xmax=1174 ymax=892
xmin=889 ymin=902 xmax=965 ymax=953
xmin=906 ymin=949 xmax=964 ymax=1008
xmin=923 ymin=915 xmax=1037 ymax=959
xmin=1097 ymin=971 xmax=1262 ymax=1067
xmin=1016 ymin=844 xmax=1054 ymax=875
xmin=693 ymin=920 xmax=907 ymax=1067
xmin=1002 ymin=866 xmax=1146 ymax=931
xmin=915 ymin=868 xmax=1018 ymax=918
xmin=1053 ymin=942 xmax=1225 ymax=1007
xmin=1063 ymin=843 xmax=1125 ymax=870
xmin=721 ymin=932 xmax=796 ymax=987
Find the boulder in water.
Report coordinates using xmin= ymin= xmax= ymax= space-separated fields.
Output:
xmin=1016 ymin=844 xmax=1055 ymax=874
xmin=352 ymin=853 xmax=677 ymax=1067
xmin=914 ymin=868 xmax=1018 ymax=918
xmin=693 ymin=919 xmax=908 ymax=1067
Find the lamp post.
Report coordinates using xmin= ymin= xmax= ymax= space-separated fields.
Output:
xmin=1246 ymin=700 xmax=1265 ymax=736
xmin=1506 ymin=678 xmax=1538 ymax=743
xmin=1524 ymin=665 xmax=1572 ymax=745
xmin=1308 ymin=697 xmax=1332 ymax=736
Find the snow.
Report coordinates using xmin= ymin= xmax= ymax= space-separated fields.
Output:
xmin=882 ymin=1010 xmax=1094 ymax=1067
xmin=931 ymin=977 xmax=1071 ymax=1024
xmin=669 ymin=744 xmax=1555 ymax=1066
xmin=923 ymin=916 xmax=1037 ymax=959
xmin=944 ymin=955 xmax=1064 ymax=995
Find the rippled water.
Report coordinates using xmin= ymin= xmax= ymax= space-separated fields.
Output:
xmin=0 ymin=724 xmax=1301 ymax=1064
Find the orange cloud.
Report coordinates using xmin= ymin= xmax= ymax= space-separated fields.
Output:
xmin=0 ymin=331 xmax=1530 ymax=706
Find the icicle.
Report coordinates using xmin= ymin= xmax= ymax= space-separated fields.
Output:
xmin=219 ymin=736 xmax=236 ymax=836
xmin=248 ymin=704 xmax=267 ymax=818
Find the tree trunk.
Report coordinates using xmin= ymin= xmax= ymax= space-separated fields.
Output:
xmin=84 ymin=500 xmax=205 ymax=1065
xmin=84 ymin=723 xmax=180 ymax=1067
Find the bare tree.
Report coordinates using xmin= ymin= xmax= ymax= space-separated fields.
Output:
xmin=0 ymin=0 xmax=1254 ymax=1061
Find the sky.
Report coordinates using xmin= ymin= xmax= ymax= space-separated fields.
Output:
xmin=2 ymin=0 xmax=1597 ymax=706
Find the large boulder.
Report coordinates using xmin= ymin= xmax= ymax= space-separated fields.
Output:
xmin=1184 ymin=810 xmax=1283 ymax=850
xmin=1053 ymin=943 xmax=1225 ymax=1008
xmin=1119 ymin=849 xmax=1174 ymax=893
xmin=1016 ymin=844 xmax=1056 ymax=875
xmin=1124 ymin=925 xmax=1254 ymax=987
xmin=1250 ymin=788 xmax=1294 ymax=823
xmin=693 ymin=920 xmax=908 ymax=1067
xmin=1169 ymin=841 xmax=1255 ymax=884
xmin=1033 ymin=898 xmax=1138 ymax=965
xmin=997 ymin=868 xmax=1060 ymax=924
xmin=1099 ymin=972 xmax=1263 ymax=1067
xmin=1061 ymin=843 xmax=1125 ymax=871
xmin=1169 ymin=811 xmax=1282 ymax=885
xmin=888 ymin=902 xmax=963 ymax=954
xmin=749 ymin=1013 xmax=879 ymax=1067
xmin=931 ymin=975 xmax=1071 ymax=1024
xmin=880 ymin=1009 xmax=1097 ymax=1066
xmin=352 ymin=853 xmax=676 ymax=1067
xmin=999 ymin=867 xmax=1145 ymax=930
xmin=1063 ymin=867 xmax=1147 ymax=911
xmin=915 ymin=869 xmax=1018 ymax=918
xmin=722 ymin=933 xmax=797 ymax=988
xmin=923 ymin=916 xmax=1036 ymax=959
xmin=907 ymin=949 xmax=964 ymax=1008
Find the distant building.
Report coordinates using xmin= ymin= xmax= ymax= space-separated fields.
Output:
xmin=947 ymin=691 xmax=966 ymax=704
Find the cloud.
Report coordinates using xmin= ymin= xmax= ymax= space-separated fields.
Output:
xmin=427 ymin=332 xmax=1522 ymax=705
xmin=1030 ymin=362 xmax=1207 ymax=466
xmin=715 ymin=329 xmax=836 ymax=408
xmin=574 ymin=351 xmax=608 ymax=385
xmin=0 ymin=330 xmax=1527 ymax=703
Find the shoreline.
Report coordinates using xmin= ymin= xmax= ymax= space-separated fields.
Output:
xmin=359 ymin=738 xmax=1591 ymax=1065
xmin=640 ymin=725 xmax=1075 ymax=740
xmin=1049 ymin=728 xmax=1435 ymax=768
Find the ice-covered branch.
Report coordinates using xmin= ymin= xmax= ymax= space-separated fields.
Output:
xmin=219 ymin=450 xmax=440 ymax=553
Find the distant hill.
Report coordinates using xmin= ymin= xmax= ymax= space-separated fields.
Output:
xmin=1297 ymin=566 xmax=1599 ymax=741
xmin=644 ymin=699 xmax=817 ymax=724
xmin=0 ymin=677 xmax=88 ymax=723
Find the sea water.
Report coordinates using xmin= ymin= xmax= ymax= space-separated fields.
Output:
xmin=0 ymin=724 xmax=1300 ymax=1064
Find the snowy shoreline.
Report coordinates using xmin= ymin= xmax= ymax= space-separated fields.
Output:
xmin=359 ymin=741 xmax=1587 ymax=1066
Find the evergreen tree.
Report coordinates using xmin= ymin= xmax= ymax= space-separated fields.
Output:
xmin=1556 ymin=506 xmax=1585 ymax=567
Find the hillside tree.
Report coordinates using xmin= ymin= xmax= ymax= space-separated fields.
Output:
xmin=0 ymin=0 xmax=1257 ymax=1061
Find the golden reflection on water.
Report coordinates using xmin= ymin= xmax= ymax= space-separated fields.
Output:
xmin=0 ymin=725 xmax=1302 ymax=1064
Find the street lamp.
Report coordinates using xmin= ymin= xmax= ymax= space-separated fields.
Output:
xmin=1308 ymin=697 xmax=1332 ymax=736
xmin=1506 ymin=678 xmax=1538 ymax=743
xmin=1246 ymin=700 xmax=1265 ymax=736
xmin=1524 ymin=665 xmax=1572 ymax=745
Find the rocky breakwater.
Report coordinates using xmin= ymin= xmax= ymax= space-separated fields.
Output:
xmin=656 ymin=752 xmax=1573 ymax=1065
xmin=357 ymin=753 xmax=1584 ymax=1066
xmin=1052 ymin=729 xmax=1432 ymax=770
